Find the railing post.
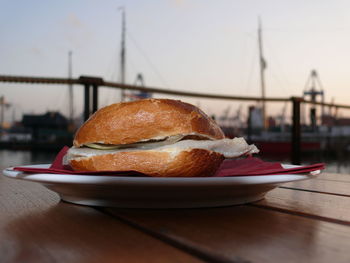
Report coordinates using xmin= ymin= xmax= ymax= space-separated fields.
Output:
xmin=84 ymin=84 xmax=90 ymax=121
xmin=92 ymin=84 xmax=98 ymax=113
xmin=80 ymin=76 xmax=103 ymax=121
xmin=291 ymin=97 xmax=302 ymax=165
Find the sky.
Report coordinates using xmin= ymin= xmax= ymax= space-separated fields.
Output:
xmin=1 ymin=0 xmax=350 ymax=124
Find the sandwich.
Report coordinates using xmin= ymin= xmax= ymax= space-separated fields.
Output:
xmin=66 ymin=99 xmax=258 ymax=177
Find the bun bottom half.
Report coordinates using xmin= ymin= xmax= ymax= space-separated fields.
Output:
xmin=69 ymin=149 xmax=224 ymax=177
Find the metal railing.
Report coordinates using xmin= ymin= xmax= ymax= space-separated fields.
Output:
xmin=1 ymin=74 xmax=349 ymax=165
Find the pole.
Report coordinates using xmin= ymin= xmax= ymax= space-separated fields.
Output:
xmin=92 ymin=84 xmax=98 ymax=113
xmin=258 ymin=17 xmax=267 ymax=130
xmin=68 ymin=51 xmax=74 ymax=123
xmin=84 ymin=84 xmax=90 ymax=121
xmin=120 ymin=7 xmax=126 ymax=101
xmin=292 ymin=97 xmax=302 ymax=165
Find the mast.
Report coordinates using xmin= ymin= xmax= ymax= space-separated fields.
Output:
xmin=258 ymin=18 xmax=267 ymax=129
xmin=120 ymin=7 xmax=126 ymax=101
xmin=68 ymin=51 xmax=74 ymax=123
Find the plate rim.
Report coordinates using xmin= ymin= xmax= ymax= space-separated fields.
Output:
xmin=2 ymin=163 xmax=320 ymax=186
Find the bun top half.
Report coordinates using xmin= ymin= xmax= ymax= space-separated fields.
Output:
xmin=73 ymin=99 xmax=225 ymax=147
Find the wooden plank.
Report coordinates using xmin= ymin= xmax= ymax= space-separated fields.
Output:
xmin=253 ymin=187 xmax=350 ymax=224
xmin=314 ymin=172 xmax=350 ymax=183
xmin=106 ymin=206 xmax=350 ymax=263
xmin=281 ymin=177 xmax=350 ymax=196
xmin=0 ymin=176 xmax=202 ymax=263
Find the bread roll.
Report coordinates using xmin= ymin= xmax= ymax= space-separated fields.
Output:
xmin=68 ymin=99 xmax=258 ymax=177
xmin=74 ymin=99 xmax=225 ymax=147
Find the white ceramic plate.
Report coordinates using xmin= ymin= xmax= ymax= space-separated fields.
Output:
xmin=2 ymin=164 xmax=321 ymax=208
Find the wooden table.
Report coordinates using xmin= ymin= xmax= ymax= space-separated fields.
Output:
xmin=1 ymin=171 xmax=350 ymax=263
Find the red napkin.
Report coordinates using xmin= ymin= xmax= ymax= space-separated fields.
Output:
xmin=14 ymin=146 xmax=325 ymax=177
xmin=216 ymin=158 xmax=324 ymax=177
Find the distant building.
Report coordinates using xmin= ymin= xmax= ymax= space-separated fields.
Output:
xmin=322 ymin=114 xmax=350 ymax=126
xmin=0 ymin=122 xmax=32 ymax=142
xmin=267 ymin=116 xmax=276 ymax=128
xmin=22 ymin=111 xmax=71 ymax=142
xmin=248 ymin=106 xmax=264 ymax=129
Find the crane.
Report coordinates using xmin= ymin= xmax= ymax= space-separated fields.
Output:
xmin=303 ymin=69 xmax=324 ymax=130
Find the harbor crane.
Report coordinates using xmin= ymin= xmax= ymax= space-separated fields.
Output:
xmin=303 ymin=69 xmax=324 ymax=130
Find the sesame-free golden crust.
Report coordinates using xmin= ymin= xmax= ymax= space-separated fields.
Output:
xmin=69 ymin=149 xmax=224 ymax=177
xmin=73 ymin=99 xmax=225 ymax=147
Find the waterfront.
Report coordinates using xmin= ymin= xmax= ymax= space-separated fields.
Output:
xmin=0 ymin=149 xmax=349 ymax=174
xmin=0 ymin=150 xmax=57 ymax=169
